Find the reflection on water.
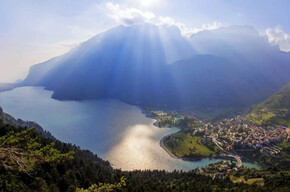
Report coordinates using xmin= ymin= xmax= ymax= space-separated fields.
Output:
xmin=0 ymin=87 xmax=259 ymax=171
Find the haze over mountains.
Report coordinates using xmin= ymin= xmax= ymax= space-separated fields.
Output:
xmin=18 ymin=23 xmax=290 ymax=110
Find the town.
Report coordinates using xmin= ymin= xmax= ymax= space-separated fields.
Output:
xmin=150 ymin=110 xmax=289 ymax=175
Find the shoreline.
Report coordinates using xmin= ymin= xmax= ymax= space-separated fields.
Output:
xmin=140 ymin=108 xmax=219 ymax=162
xmin=138 ymin=108 xmax=182 ymax=159
xmin=140 ymin=108 xmax=260 ymax=166
xmin=159 ymin=132 xmax=180 ymax=159
xmin=141 ymin=108 xmax=213 ymax=161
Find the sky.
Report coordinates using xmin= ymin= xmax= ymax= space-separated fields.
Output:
xmin=0 ymin=0 xmax=290 ymax=82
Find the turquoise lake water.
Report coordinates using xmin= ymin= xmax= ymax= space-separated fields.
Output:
xmin=0 ymin=87 xmax=260 ymax=171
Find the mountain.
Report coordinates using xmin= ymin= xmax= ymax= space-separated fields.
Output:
xmin=19 ymin=23 xmax=290 ymax=110
xmin=248 ymin=83 xmax=290 ymax=127
xmin=190 ymin=25 xmax=290 ymax=88
xmin=168 ymin=55 xmax=270 ymax=108
xmin=21 ymin=23 xmax=193 ymax=107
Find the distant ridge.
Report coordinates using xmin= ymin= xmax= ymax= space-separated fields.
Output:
xmin=0 ymin=83 xmax=18 ymax=92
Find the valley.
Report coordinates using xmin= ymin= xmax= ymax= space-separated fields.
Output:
xmin=1 ymin=83 xmax=289 ymax=174
xmin=1 ymin=1 xmax=290 ymax=191
xmin=0 ymin=86 xmax=289 ymax=191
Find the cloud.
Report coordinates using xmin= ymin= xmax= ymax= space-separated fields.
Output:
xmin=265 ymin=26 xmax=290 ymax=52
xmin=106 ymin=2 xmax=155 ymax=26
xmin=158 ymin=17 xmax=221 ymax=37
xmin=201 ymin=21 xmax=222 ymax=31
xmin=106 ymin=2 xmax=222 ymax=37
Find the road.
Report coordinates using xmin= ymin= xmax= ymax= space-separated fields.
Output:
xmin=228 ymin=154 xmax=242 ymax=168
xmin=212 ymin=137 xmax=242 ymax=168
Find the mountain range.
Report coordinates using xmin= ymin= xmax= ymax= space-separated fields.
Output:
xmin=6 ymin=23 xmax=290 ymax=110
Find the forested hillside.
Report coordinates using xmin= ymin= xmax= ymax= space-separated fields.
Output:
xmin=248 ymin=83 xmax=290 ymax=127
xmin=0 ymin=106 xmax=55 ymax=139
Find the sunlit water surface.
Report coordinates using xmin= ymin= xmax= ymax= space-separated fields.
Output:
xmin=0 ymin=87 xmax=259 ymax=171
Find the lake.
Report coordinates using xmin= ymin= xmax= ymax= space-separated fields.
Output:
xmin=0 ymin=86 xmax=259 ymax=171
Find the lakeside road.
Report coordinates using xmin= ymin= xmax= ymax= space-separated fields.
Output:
xmin=159 ymin=133 xmax=180 ymax=159
xmin=212 ymin=137 xmax=243 ymax=168
xmin=230 ymin=155 xmax=242 ymax=168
